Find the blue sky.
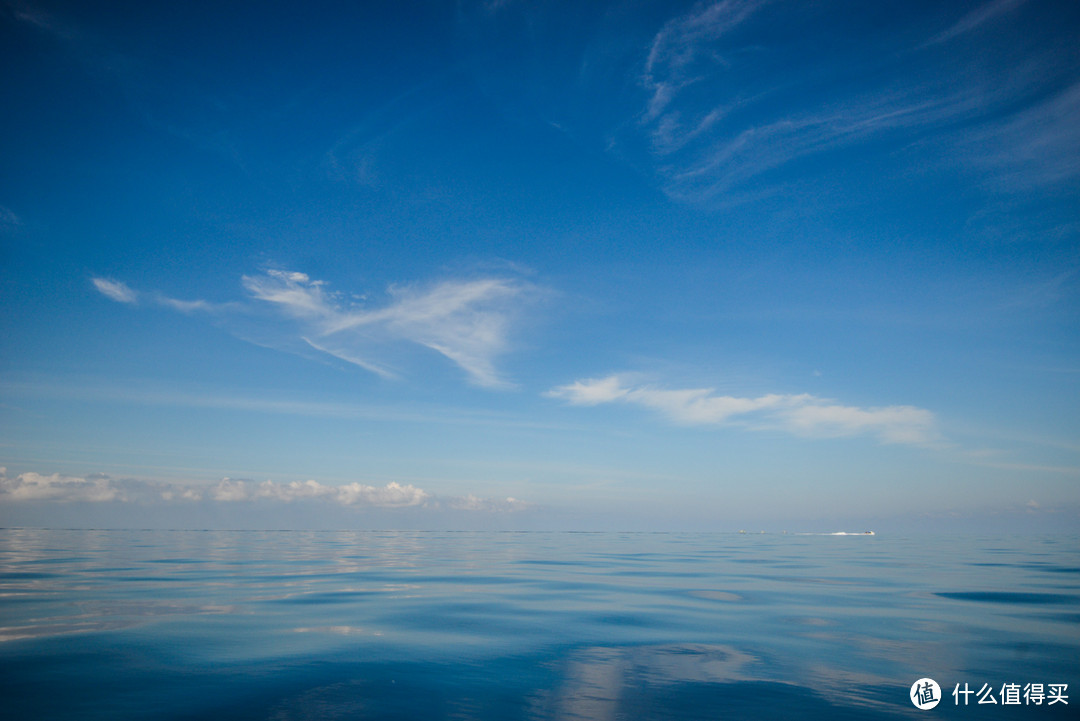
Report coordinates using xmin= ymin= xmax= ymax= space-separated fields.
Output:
xmin=1 ymin=0 xmax=1078 ymax=531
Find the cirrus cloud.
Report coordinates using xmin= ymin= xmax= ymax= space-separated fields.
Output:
xmin=93 ymin=268 xmax=539 ymax=389
xmin=243 ymin=270 xmax=531 ymax=388
xmin=91 ymin=277 xmax=138 ymax=304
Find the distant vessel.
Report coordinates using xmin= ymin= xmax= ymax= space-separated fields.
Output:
xmin=796 ymin=531 xmax=875 ymax=535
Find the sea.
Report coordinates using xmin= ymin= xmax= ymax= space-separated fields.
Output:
xmin=1 ymin=529 xmax=1076 ymax=720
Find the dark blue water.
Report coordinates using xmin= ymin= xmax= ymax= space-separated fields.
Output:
xmin=1 ymin=530 xmax=1076 ymax=720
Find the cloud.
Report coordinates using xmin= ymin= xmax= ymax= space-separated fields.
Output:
xmin=445 ymin=494 xmax=531 ymax=512
xmin=547 ymin=376 xmax=938 ymax=445
xmin=153 ymin=295 xmax=217 ymax=313
xmin=958 ymin=80 xmax=1080 ymax=189
xmin=0 ymin=469 xmax=125 ymax=502
xmin=634 ymin=0 xmax=973 ymax=201
xmin=778 ymin=402 xmax=936 ymax=445
xmin=0 ymin=205 xmax=20 ymax=234
xmin=93 ymin=276 xmax=230 ymax=314
xmin=209 ymin=478 xmax=429 ymax=507
xmin=0 ymin=468 xmax=210 ymax=503
xmin=617 ymin=0 xmax=1074 ymax=204
xmin=924 ymin=0 xmax=1028 ymax=47
xmin=642 ymin=0 xmax=766 ymax=123
xmin=301 ymin=337 xmax=398 ymax=379
xmin=547 ymin=376 xmax=629 ymax=405
xmin=241 ymin=268 xmax=534 ymax=387
xmin=242 ymin=270 xmax=334 ymax=322
xmin=0 ymin=468 xmax=527 ymax=512
xmin=158 ymin=487 xmax=203 ymax=502
xmin=640 ymin=73 xmax=1032 ymax=204
xmin=90 ymin=268 xmax=537 ymax=387
xmin=92 ymin=277 xmax=138 ymax=304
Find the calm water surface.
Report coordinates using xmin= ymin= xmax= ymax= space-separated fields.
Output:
xmin=1 ymin=530 xmax=1077 ymax=720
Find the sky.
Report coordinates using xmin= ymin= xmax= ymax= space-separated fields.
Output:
xmin=1 ymin=0 xmax=1078 ymax=532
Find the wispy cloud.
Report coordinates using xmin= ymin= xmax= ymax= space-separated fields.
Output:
xmin=91 ymin=268 xmax=538 ymax=388
xmin=7 ymin=1 xmax=251 ymax=169
xmin=244 ymin=269 xmax=528 ymax=387
xmin=1 ymin=378 xmax=590 ymax=434
xmin=8 ymin=0 xmax=148 ymax=99
xmin=93 ymin=276 xmax=225 ymax=312
xmin=301 ymin=337 xmax=398 ymax=379
xmin=620 ymin=0 xmax=1075 ymax=204
xmin=91 ymin=277 xmax=138 ymax=304
xmin=153 ymin=295 xmax=219 ymax=313
xmin=642 ymin=0 xmax=766 ymax=123
xmin=547 ymin=375 xmax=938 ymax=445
xmin=0 ymin=205 xmax=20 ymax=234
xmin=924 ymin=0 xmax=1028 ymax=47
xmin=664 ymin=76 xmax=1036 ymax=199
xmin=957 ymin=80 xmax=1080 ymax=189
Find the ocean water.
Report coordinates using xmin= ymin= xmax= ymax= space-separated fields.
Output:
xmin=0 ymin=530 xmax=1076 ymax=720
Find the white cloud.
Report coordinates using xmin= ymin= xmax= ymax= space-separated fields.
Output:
xmin=89 ymin=268 xmax=537 ymax=388
xmin=160 ymin=487 xmax=203 ymax=502
xmin=0 ymin=470 xmax=125 ymax=502
xmin=301 ymin=337 xmax=398 ymax=379
xmin=547 ymin=375 xmax=938 ymax=445
xmin=209 ymin=478 xmax=250 ymax=502
xmin=335 ymin=481 xmax=429 ymax=507
xmin=92 ymin=277 xmax=138 ymax=304
xmin=626 ymin=387 xmax=802 ymax=425
xmin=242 ymin=270 xmax=335 ymax=322
xmin=543 ymin=375 xmax=628 ymax=405
xmin=777 ymin=402 xmax=936 ymax=444
xmin=0 ymin=469 xmax=478 ymax=510
xmin=446 ymin=494 xmax=532 ymax=512
xmin=242 ymin=269 xmax=531 ymax=387
xmin=0 ymin=468 xmax=537 ymax=513
xmin=208 ymin=478 xmax=429 ymax=507
xmin=154 ymin=296 xmax=216 ymax=313
xmin=93 ymin=276 xmax=227 ymax=313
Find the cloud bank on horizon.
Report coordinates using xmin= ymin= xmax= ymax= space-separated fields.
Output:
xmin=0 ymin=467 xmax=528 ymax=512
